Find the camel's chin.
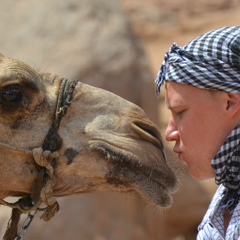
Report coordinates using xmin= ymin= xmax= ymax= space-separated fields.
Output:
xmin=107 ymin=171 xmax=174 ymax=208
xmin=134 ymin=181 xmax=174 ymax=207
xmin=92 ymin=142 xmax=177 ymax=207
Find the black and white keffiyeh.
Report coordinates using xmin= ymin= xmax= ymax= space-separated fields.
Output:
xmin=155 ymin=26 xmax=240 ymax=211
xmin=156 ymin=26 xmax=240 ymax=94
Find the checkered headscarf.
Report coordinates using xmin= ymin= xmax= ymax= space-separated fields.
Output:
xmin=155 ymin=26 xmax=240 ymax=206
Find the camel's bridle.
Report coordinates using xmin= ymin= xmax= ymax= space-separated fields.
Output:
xmin=0 ymin=78 xmax=78 ymax=240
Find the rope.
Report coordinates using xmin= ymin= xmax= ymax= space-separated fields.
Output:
xmin=31 ymin=147 xmax=60 ymax=221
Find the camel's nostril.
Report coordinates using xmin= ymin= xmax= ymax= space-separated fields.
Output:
xmin=131 ymin=121 xmax=164 ymax=149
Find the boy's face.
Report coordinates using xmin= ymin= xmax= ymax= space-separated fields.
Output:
xmin=165 ymin=82 xmax=235 ymax=180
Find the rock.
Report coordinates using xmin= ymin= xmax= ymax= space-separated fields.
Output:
xmin=0 ymin=0 xmax=158 ymax=123
xmin=121 ymin=0 xmax=240 ymax=39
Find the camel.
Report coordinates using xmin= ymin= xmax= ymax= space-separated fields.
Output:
xmin=0 ymin=53 xmax=177 ymax=238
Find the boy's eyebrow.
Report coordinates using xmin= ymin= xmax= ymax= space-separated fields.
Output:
xmin=166 ymin=104 xmax=178 ymax=110
xmin=165 ymin=99 xmax=180 ymax=109
xmin=165 ymin=101 xmax=184 ymax=111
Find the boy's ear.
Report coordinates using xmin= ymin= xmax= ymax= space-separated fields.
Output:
xmin=226 ymin=93 xmax=240 ymax=118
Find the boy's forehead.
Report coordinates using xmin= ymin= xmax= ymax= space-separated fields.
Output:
xmin=165 ymin=82 xmax=186 ymax=109
xmin=165 ymin=82 xmax=190 ymax=97
xmin=165 ymin=81 xmax=207 ymax=108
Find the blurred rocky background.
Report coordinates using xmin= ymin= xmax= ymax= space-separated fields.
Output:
xmin=0 ymin=0 xmax=239 ymax=239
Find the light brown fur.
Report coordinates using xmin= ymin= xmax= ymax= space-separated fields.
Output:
xmin=0 ymin=54 xmax=177 ymax=207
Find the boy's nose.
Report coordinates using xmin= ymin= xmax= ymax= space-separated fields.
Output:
xmin=165 ymin=117 xmax=179 ymax=142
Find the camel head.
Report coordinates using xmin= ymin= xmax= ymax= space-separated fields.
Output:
xmin=0 ymin=53 xmax=177 ymax=211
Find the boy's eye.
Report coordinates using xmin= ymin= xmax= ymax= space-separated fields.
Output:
xmin=175 ymin=109 xmax=186 ymax=117
xmin=177 ymin=110 xmax=184 ymax=115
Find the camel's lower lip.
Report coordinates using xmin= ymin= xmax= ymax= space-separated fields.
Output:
xmin=91 ymin=142 xmax=177 ymax=207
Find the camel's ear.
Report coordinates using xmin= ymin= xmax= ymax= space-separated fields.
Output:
xmin=226 ymin=93 xmax=240 ymax=118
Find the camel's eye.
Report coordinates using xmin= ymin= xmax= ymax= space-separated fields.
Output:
xmin=1 ymin=86 xmax=22 ymax=104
